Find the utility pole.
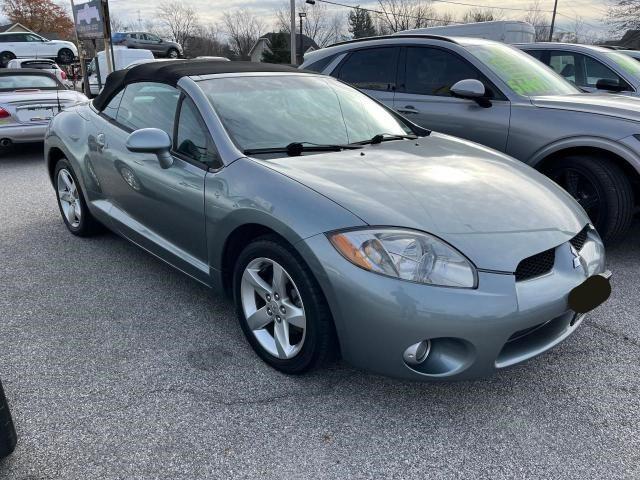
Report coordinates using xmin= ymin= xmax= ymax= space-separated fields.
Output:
xmin=101 ymin=0 xmax=114 ymax=74
xmin=548 ymin=0 xmax=558 ymax=42
xmin=290 ymin=0 xmax=297 ymax=65
xmin=298 ymin=12 xmax=306 ymax=65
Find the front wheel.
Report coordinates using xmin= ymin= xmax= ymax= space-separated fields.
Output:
xmin=167 ymin=48 xmax=179 ymax=59
xmin=57 ymin=48 xmax=74 ymax=65
xmin=233 ymin=236 xmax=337 ymax=374
xmin=546 ymin=155 xmax=634 ymax=243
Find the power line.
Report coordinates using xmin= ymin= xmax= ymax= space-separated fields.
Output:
xmin=314 ymin=0 xmax=462 ymax=23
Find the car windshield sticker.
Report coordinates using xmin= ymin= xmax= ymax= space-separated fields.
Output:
xmin=475 ymin=49 xmax=557 ymax=95
xmin=609 ymin=52 xmax=640 ymax=78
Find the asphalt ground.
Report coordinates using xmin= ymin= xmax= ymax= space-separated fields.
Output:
xmin=1 ymin=144 xmax=639 ymax=479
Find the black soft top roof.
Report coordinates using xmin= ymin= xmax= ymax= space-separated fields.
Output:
xmin=92 ymin=60 xmax=304 ymax=111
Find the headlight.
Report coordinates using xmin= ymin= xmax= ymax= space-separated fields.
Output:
xmin=327 ymin=228 xmax=477 ymax=288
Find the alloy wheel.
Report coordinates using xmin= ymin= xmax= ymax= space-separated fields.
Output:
xmin=552 ymin=168 xmax=602 ymax=225
xmin=57 ymin=169 xmax=82 ymax=228
xmin=240 ymin=257 xmax=306 ymax=359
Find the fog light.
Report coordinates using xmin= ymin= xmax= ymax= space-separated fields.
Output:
xmin=403 ymin=340 xmax=431 ymax=365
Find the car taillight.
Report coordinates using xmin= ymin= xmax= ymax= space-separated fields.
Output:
xmin=60 ymin=70 xmax=67 ymax=80
xmin=0 ymin=107 xmax=10 ymax=119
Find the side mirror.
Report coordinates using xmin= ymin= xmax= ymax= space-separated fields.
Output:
xmin=126 ymin=128 xmax=173 ymax=169
xmin=595 ymin=78 xmax=627 ymax=92
xmin=450 ymin=79 xmax=492 ymax=108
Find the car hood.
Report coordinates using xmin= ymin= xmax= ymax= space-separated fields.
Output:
xmin=258 ymin=133 xmax=588 ymax=272
xmin=531 ymin=93 xmax=640 ymax=122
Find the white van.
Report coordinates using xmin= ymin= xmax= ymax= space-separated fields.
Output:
xmin=395 ymin=21 xmax=535 ymax=44
xmin=88 ymin=47 xmax=154 ymax=96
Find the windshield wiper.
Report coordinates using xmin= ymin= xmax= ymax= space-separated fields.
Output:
xmin=355 ymin=133 xmax=418 ymax=145
xmin=244 ymin=141 xmax=362 ymax=157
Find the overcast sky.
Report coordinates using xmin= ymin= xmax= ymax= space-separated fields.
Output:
xmin=0 ymin=1 xmax=617 ymax=40
xmin=105 ymin=0 xmax=614 ymax=38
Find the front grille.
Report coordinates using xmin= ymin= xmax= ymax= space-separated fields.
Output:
xmin=515 ymin=248 xmax=555 ymax=281
xmin=570 ymin=226 xmax=589 ymax=251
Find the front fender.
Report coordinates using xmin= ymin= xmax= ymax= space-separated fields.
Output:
xmin=204 ymin=158 xmax=366 ymax=290
xmin=528 ymin=135 xmax=640 ymax=174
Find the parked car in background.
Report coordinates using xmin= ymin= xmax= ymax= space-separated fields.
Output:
xmin=45 ymin=60 xmax=610 ymax=381
xmin=0 ymin=378 xmax=17 ymax=458
xmin=6 ymin=58 xmax=72 ymax=87
xmin=619 ymin=49 xmax=640 ymax=62
xmin=396 ymin=20 xmax=535 ymax=44
xmin=302 ymin=35 xmax=640 ymax=242
xmin=112 ymin=32 xmax=183 ymax=58
xmin=518 ymin=43 xmax=640 ymax=95
xmin=0 ymin=69 xmax=87 ymax=149
xmin=0 ymin=32 xmax=77 ymax=67
xmin=88 ymin=47 xmax=154 ymax=96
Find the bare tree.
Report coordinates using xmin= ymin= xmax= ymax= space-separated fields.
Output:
xmin=522 ymin=0 xmax=551 ymax=41
xmin=461 ymin=8 xmax=503 ymax=23
xmin=608 ymin=0 xmax=640 ymax=30
xmin=222 ymin=9 xmax=266 ymax=60
xmin=376 ymin=0 xmax=436 ymax=32
xmin=187 ymin=24 xmax=233 ymax=58
xmin=157 ymin=1 xmax=199 ymax=48
xmin=275 ymin=1 xmax=345 ymax=47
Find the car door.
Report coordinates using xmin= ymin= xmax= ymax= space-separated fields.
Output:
xmin=143 ymin=33 xmax=164 ymax=54
xmin=393 ymin=46 xmax=511 ymax=152
xmin=90 ymin=82 xmax=211 ymax=283
xmin=332 ymin=46 xmax=399 ymax=107
xmin=10 ymin=33 xmax=32 ymax=58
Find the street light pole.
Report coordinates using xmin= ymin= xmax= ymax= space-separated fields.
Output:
xmin=290 ymin=0 xmax=296 ymax=65
xmin=549 ymin=0 xmax=559 ymax=42
xmin=299 ymin=12 xmax=306 ymax=65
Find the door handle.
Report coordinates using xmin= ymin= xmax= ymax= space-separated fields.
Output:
xmin=96 ymin=133 xmax=105 ymax=149
xmin=397 ymin=105 xmax=418 ymax=114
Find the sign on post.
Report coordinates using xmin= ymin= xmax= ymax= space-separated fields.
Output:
xmin=72 ymin=1 xmax=104 ymax=40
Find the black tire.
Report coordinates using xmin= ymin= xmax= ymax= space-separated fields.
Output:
xmin=167 ymin=48 xmax=179 ymax=59
xmin=546 ymin=155 xmax=634 ymax=243
xmin=0 ymin=378 xmax=17 ymax=459
xmin=54 ymin=159 xmax=101 ymax=236
xmin=233 ymin=235 xmax=338 ymax=374
xmin=57 ymin=48 xmax=74 ymax=65
xmin=0 ymin=51 xmax=15 ymax=68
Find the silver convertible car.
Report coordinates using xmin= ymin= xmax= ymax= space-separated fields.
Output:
xmin=44 ymin=61 xmax=611 ymax=380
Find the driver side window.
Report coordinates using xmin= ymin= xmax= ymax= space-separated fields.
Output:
xmin=116 ymin=82 xmax=180 ymax=134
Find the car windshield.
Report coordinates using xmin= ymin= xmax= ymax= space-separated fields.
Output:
xmin=199 ymin=75 xmax=413 ymax=154
xmin=467 ymin=43 xmax=580 ymax=96
xmin=0 ymin=74 xmax=59 ymax=91
xmin=606 ymin=51 xmax=640 ymax=79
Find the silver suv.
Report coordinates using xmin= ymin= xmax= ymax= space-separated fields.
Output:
xmin=112 ymin=32 xmax=182 ymax=58
xmin=301 ymin=35 xmax=640 ymax=242
xmin=518 ymin=43 xmax=640 ymax=95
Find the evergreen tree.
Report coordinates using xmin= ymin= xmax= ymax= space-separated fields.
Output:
xmin=262 ymin=32 xmax=291 ymax=64
xmin=348 ymin=7 xmax=376 ymax=39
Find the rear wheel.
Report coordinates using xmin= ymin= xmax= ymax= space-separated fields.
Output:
xmin=233 ymin=236 xmax=337 ymax=374
xmin=546 ymin=155 xmax=634 ymax=243
xmin=57 ymin=48 xmax=74 ymax=65
xmin=0 ymin=51 xmax=15 ymax=67
xmin=54 ymin=159 xmax=101 ymax=236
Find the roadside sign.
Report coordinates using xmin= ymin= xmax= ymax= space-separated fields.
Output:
xmin=72 ymin=1 xmax=104 ymax=40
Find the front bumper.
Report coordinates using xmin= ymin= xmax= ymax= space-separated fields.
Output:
xmin=0 ymin=123 xmax=48 ymax=143
xmin=299 ymin=228 xmax=606 ymax=381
